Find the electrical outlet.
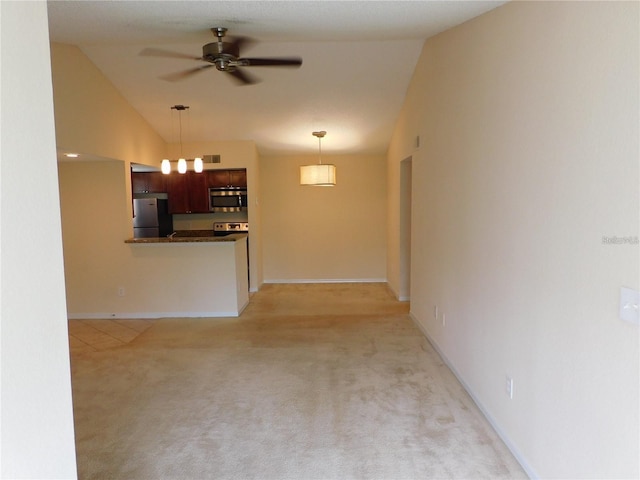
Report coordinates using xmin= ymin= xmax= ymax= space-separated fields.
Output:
xmin=434 ymin=306 xmax=438 ymax=320
xmin=506 ymin=376 xmax=514 ymax=399
xmin=619 ymin=286 xmax=639 ymax=325
xmin=442 ymin=313 xmax=446 ymax=326
xmin=117 ymin=286 xmax=125 ymax=297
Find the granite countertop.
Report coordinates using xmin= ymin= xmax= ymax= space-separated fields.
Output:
xmin=125 ymin=230 xmax=247 ymax=244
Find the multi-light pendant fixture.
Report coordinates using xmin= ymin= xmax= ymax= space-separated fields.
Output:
xmin=300 ymin=130 xmax=336 ymax=186
xmin=161 ymin=105 xmax=203 ymax=175
xmin=160 ymin=108 xmax=335 ymax=185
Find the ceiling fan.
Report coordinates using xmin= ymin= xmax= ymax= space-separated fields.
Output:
xmin=140 ymin=27 xmax=303 ymax=85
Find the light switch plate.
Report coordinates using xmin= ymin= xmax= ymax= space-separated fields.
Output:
xmin=619 ymin=287 xmax=639 ymax=325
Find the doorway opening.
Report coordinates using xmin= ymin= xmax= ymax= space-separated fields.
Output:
xmin=399 ymin=157 xmax=412 ymax=301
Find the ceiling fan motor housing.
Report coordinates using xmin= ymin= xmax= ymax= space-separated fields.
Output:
xmin=202 ymin=42 xmax=240 ymax=71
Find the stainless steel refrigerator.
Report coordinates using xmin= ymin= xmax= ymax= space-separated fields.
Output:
xmin=133 ymin=198 xmax=173 ymax=238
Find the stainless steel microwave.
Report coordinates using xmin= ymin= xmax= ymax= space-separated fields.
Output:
xmin=209 ymin=188 xmax=247 ymax=212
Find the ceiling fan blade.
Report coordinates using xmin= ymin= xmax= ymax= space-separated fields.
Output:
xmin=227 ymin=68 xmax=260 ymax=85
xmin=238 ymin=57 xmax=303 ymax=67
xmin=159 ymin=65 xmax=214 ymax=82
xmin=227 ymin=35 xmax=255 ymax=56
xmin=140 ymin=47 xmax=202 ymax=61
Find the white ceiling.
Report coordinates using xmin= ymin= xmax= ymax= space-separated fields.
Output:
xmin=47 ymin=1 xmax=506 ymax=156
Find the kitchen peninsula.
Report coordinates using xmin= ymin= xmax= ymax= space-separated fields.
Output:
xmin=124 ymin=233 xmax=248 ymax=317
xmin=125 ymin=232 xmax=244 ymax=244
xmin=124 ymin=167 xmax=252 ymax=318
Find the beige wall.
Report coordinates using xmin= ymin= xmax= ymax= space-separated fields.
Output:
xmin=50 ymin=41 xmax=167 ymax=243
xmin=52 ymin=39 xmax=385 ymax=301
xmin=0 ymin=2 xmax=77 ymax=477
xmin=58 ymin=161 xmax=249 ymax=317
xmin=52 ymin=43 xmax=264 ymax=308
xmin=261 ymin=154 xmax=386 ymax=282
xmin=58 ymin=160 xmax=130 ymax=314
xmin=51 ymin=43 xmax=166 ymax=168
xmin=387 ymin=2 xmax=639 ymax=478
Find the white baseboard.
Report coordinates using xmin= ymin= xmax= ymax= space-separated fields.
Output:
xmin=409 ymin=312 xmax=538 ymax=480
xmin=68 ymin=311 xmax=243 ymax=319
xmin=385 ymin=282 xmax=410 ymax=302
xmin=264 ymin=278 xmax=387 ymax=284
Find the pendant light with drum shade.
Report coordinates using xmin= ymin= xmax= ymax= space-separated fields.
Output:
xmin=300 ymin=131 xmax=336 ymax=186
xmin=161 ymin=105 xmax=204 ymax=174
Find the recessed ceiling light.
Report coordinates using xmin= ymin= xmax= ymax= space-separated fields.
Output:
xmin=64 ymin=153 xmax=79 ymax=158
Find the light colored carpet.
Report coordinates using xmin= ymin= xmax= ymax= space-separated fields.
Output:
xmin=70 ymin=283 xmax=527 ymax=480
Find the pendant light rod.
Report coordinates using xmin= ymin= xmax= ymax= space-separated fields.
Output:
xmin=312 ymin=131 xmax=326 ymax=165
xmin=172 ymin=105 xmax=189 ymax=158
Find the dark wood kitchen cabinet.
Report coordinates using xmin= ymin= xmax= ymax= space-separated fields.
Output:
xmin=162 ymin=168 xmax=247 ymax=214
xmin=131 ymin=171 xmax=167 ymax=194
xmin=165 ymin=172 xmax=210 ymax=214
xmin=208 ymin=169 xmax=247 ymax=188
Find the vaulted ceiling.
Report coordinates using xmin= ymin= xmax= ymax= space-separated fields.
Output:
xmin=47 ymin=1 xmax=505 ymax=156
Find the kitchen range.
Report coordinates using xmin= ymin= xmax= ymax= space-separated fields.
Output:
xmin=214 ymin=222 xmax=249 ymax=237
xmin=154 ymin=222 xmax=249 ymax=239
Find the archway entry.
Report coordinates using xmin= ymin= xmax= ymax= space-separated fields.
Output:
xmin=399 ymin=156 xmax=412 ymax=301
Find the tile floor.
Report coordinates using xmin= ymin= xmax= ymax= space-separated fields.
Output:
xmin=68 ymin=319 xmax=155 ymax=355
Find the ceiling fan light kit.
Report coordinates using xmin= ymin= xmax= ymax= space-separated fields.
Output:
xmin=301 ymin=131 xmax=336 ymax=186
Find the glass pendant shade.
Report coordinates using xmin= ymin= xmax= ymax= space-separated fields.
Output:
xmin=161 ymin=159 xmax=171 ymax=174
xmin=300 ymin=164 xmax=336 ymax=186
xmin=177 ymin=158 xmax=187 ymax=174
xmin=194 ymin=157 xmax=204 ymax=173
